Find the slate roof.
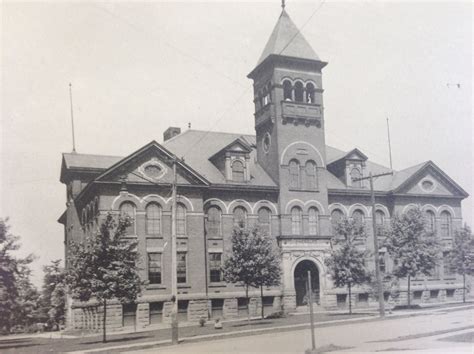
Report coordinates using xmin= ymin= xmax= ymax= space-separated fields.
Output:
xmin=256 ymin=10 xmax=320 ymax=66
xmin=60 ymin=130 xmax=458 ymax=194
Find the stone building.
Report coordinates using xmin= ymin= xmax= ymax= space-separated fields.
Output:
xmin=59 ymin=9 xmax=469 ymax=331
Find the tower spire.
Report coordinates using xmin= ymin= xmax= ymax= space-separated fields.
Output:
xmin=282 ymin=0 xmax=285 ymax=10
xmin=69 ymin=83 xmax=77 ymax=153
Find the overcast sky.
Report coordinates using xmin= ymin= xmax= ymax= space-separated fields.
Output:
xmin=1 ymin=0 xmax=472 ymax=286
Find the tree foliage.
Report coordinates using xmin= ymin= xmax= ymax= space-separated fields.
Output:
xmin=384 ymin=208 xmax=439 ymax=279
xmin=0 ymin=218 xmax=36 ymax=332
xmin=384 ymin=207 xmax=440 ymax=306
xmin=39 ymin=259 xmax=66 ymax=328
xmin=447 ymin=226 xmax=474 ymax=302
xmin=325 ymin=217 xmax=371 ymax=314
xmin=66 ymin=213 xmax=142 ymax=341
xmin=222 ymin=224 xmax=281 ymax=319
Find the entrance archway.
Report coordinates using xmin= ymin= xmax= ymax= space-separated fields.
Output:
xmin=294 ymin=260 xmax=320 ymax=306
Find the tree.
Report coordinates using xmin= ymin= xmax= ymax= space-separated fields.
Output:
xmin=447 ymin=226 xmax=474 ymax=303
xmin=39 ymin=259 xmax=66 ymax=329
xmin=384 ymin=207 xmax=440 ymax=308
xmin=66 ymin=213 xmax=142 ymax=342
xmin=223 ymin=224 xmax=281 ymax=321
xmin=0 ymin=218 xmax=35 ymax=332
xmin=325 ymin=217 xmax=371 ymax=314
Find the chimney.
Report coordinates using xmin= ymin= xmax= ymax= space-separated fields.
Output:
xmin=163 ymin=127 xmax=181 ymax=142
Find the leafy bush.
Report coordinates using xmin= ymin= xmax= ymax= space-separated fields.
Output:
xmin=265 ymin=311 xmax=285 ymax=319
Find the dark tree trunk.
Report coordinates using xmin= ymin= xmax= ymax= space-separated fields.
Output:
xmin=102 ymin=299 xmax=107 ymax=343
xmin=260 ymin=285 xmax=264 ymax=319
xmin=463 ymin=273 xmax=466 ymax=303
xmin=246 ymin=285 xmax=250 ymax=325
xmin=407 ymin=276 xmax=411 ymax=308
xmin=348 ymin=282 xmax=352 ymax=315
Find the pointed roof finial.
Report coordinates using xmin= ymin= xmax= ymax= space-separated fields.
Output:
xmin=282 ymin=0 xmax=285 ymax=10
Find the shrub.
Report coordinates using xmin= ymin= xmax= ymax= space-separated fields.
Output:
xmin=198 ymin=317 xmax=206 ymax=327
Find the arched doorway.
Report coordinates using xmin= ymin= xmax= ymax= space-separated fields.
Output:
xmin=294 ymin=260 xmax=320 ymax=306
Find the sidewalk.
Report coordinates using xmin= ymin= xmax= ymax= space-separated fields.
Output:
xmin=72 ymin=303 xmax=474 ymax=354
xmin=1 ymin=302 xmax=472 ymax=354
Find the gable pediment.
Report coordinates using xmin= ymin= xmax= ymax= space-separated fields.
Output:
xmin=395 ymin=162 xmax=468 ymax=198
xmin=96 ymin=141 xmax=209 ymax=186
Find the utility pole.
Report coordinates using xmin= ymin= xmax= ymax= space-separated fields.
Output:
xmin=353 ymin=171 xmax=393 ymax=318
xmin=306 ymin=271 xmax=316 ymax=351
xmin=386 ymin=117 xmax=393 ymax=170
xmin=171 ymin=158 xmax=178 ymax=344
xmin=68 ymin=83 xmax=76 ymax=153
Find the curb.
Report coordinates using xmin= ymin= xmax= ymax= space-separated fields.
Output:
xmin=69 ymin=303 xmax=474 ymax=353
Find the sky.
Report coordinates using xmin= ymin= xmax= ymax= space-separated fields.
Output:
xmin=1 ymin=0 xmax=472 ymax=286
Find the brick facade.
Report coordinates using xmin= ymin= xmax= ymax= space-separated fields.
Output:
xmin=59 ymin=9 xmax=469 ymax=332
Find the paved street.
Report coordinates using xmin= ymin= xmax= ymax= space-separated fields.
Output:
xmin=129 ymin=307 xmax=473 ymax=354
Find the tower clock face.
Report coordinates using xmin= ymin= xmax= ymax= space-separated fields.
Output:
xmin=263 ymin=133 xmax=271 ymax=153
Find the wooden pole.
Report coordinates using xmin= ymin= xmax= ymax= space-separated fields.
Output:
xmin=370 ymin=173 xmax=385 ymax=317
xmin=307 ymin=270 xmax=316 ymax=351
xmin=171 ymin=159 xmax=178 ymax=344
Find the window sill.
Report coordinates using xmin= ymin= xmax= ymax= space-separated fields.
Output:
xmin=289 ymin=188 xmax=319 ymax=193
xmin=207 ymin=237 xmax=223 ymax=241
xmin=178 ymin=284 xmax=191 ymax=289
xmin=209 ymin=283 xmax=226 ymax=288
xmin=147 ymin=284 xmax=167 ymax=290
xmin=146 ymin=235 xmax=163 ymax=239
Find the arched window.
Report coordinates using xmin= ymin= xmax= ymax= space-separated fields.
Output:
xmin=266 ymin=82 xmax=272 ymax=103
xmin=294 ymin=81 xmax=304 ymax=102
xmin=146 ymin=203 xmax=161 ymax=235
xmin=206 ymin=206 xmax=222 ymax=238
xmin=258 ymin=207 xmax=271 ymax=235
xmin=352 ymin=209 xmax=365 ymax=226
xmin=291 ymin=206 xmax=302 ymax=235
xmin=233 ymin=206 xmax=247 ymax=228
xmin=308 ymin=207 xmax=319 ymax=235
xmin=262 ymin=88 xmax=269 ymax=106
xmin=232 ymin=160 xmax=245 ymax=182
xmin=120 ymin=201 xmax=136 ymax=236
xmin=425 ymin=210 xmax=436 ymax=233
xmin=305 ymin=161 xmax=318 ymax=190
xmin=375 ymin=210 xmax=385 ymax=237
xmin=350 ymin=168 xmax=362 ymax=188
xmin=331 ymin=209 xmax=343 ymax=236
xmin=440 ymin=211 xmax=452 ymax=237
xmin=283 ymin=80 xmax=292 ymax=101
xmin=176 ymin=203 xmax=186 ymax=236
xmin=289 ymin=159 xmax=300 ymax=189
xmin=306 ymin=83 xmax=315 ymax=103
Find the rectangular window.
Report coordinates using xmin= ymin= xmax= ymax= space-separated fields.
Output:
xmin=262 ymin=296 xmax=274 ymax=317
xmin=446 ymin=289 xmax=455 ymax=298
xmin=430 ymin=290 xmax=439 ymax=299
xmin=148 ymin=253 xmax=162 ymax=285
xmin=237 ymin=297 xmax=248 ymax=317
xmin=149 ymin=302 xmax=163 ymax=325
xmin=209 ymin=253 xmax=222 ymax=283
xmin=383 ymin=292 xmax=390 ymax=302
xmin=177 ymin=300 xmax=188 ymax=322
xmin=413 ymin=291 xmax=423 ymax=300
xmin=358 ymin=293 xmax=369 ymax=303
xmin=379 ymin=252 xmax=386 ymax=274
xmin=211 ymin=299 xmax=224 ymax=318
xmin=122 ymin=303 xmax=137 ymax=327
xmin=177 ymin=252 xmax=187 ymax=283
xmin=336 ymin=294 xmax=347 ymax=307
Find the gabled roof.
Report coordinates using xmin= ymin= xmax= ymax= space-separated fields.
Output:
xmin=94 ymin=140 xmax=209 ymax=186
xmin=256 ymin=10 xmax=320 ymax=66
xmin=163 ymin=130 xmax=276 ymax=187
xmin=209 ymin=136 xmax=253 ymax=161
xmin=327 ymin=148 xmax=368 ymax=165
xmin=391 ymin=160 xmax=469 ymax=197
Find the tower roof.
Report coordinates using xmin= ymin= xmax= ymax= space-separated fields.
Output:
xmin=257 ymin=9 xmax=320 ymax=66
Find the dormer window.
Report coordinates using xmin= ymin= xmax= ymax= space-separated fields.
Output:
xmin=232 ymin=160 xmax=245 ymax=182
xmin=350 ymin=168 xmax=362 ymax=188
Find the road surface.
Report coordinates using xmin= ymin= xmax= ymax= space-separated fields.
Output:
xmin=128 ymin=306 xmax=473 ymax=353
